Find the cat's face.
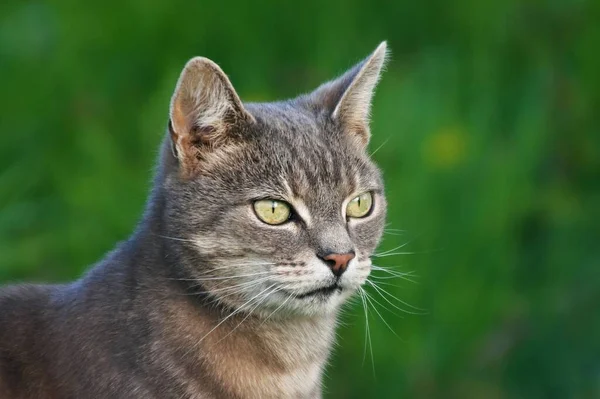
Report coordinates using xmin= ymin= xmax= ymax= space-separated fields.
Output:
xmin=163 ymin=43 xmax=388 ymax=316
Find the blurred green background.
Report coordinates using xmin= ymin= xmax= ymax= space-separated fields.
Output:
xmin=1 ymin=0 xmax=599 ymax=397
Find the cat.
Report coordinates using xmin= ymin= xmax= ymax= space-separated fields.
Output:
xmin=0 ymin=42 xmax=388 ymax=399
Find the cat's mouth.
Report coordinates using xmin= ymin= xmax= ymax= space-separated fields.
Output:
xmin=292 ymin=283 xmax=342 ymax=299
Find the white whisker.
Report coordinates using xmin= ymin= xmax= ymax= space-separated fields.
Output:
xmin=370 ymin=266 xmax=417 ymax=275
xmin=168 ymin=271 xmax=271 ymax=282
xmin=358 ymin=287 xmax=375 ymax=376
xmin=383 ymin=230 xmax=405 ymax=236
xmin=373 ymin=242 xmax=412 ymax=257
xmin=198 ymin=277 xmax=272 ymax=296
xmin=372 ymin=251 xmax=416 ymax=258
xmin=367 ymin=280 xmax=426 ymax=315
xmin=369 ymin=137 xmax=389 ymax=157
xmin=371 ymin=266 xmax=418 ymax=283
xmin=210 ymin=261 xmax=275 ymax=269
xmin=383 ymin=228 xmax=406 ymax=233
xmin=157 ymin=235 xmax=196 ymax=243
xmin=260 ymin=287 xmax=294 ymax=325
xmin=369 ymin=272 xmax=416 ymax=281
xmin=182 ymin=284 xmax=277 ymax=359
xmin=213 ymin=284 xmax=280 ymax=345
xmin=362 ymin=288 xmax=403 ymax=339
xmin=366 ymin=278 xmax=408 ymax=289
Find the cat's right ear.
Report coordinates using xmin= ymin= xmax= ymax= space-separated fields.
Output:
xmin=306 ymin=42 xmax=388 ymax=148
xmin=169 ymin=57 xmax=255 ymax=175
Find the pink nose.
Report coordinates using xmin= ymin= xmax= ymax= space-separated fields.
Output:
xmin=322 ymin=252 xmax=355 ymax=277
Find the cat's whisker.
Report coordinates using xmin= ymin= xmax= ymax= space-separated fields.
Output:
xmin=209 ymin=275 xmax=271 ymax=290
xmin=168 ymin=271 xmax=272 ymax=282
xmin=372 ymin=251 xmax=416 ymax=258
xmin=382 ymin=230 xmax=404 ymax=236
xmin=383 ymin=227 xmax=406 ymax=232
xmin=182 ymin=261 xmax=275 ymax=275
xmin=259 ymin=286 xmax=295 ymax=325
xmin=374 ymin=232 xmax=425 ymax=257
xmin=373 ymin=242 xmax=412 ymax=257
xmin=186 ymin=276 xmax=273 ymax=298
xmin=370 ymin=267 xmax=416 ymax=279
xmin=369 ymin=137 xmax=389 ymax=157
xmin=362 ymin=283 xmax=404 ymax=317
xmin=182 ymin=284 xmax=277 ymax=358
xmin=336 ymin=304 xmax=354 ymax=320
xmin=371 ymin=265 xmax=416 ymax=274
xmin=157 ymin=235 xmax=197 ymax=243
xmin=176 ymin=277 xmax=270 ymax=318
xmin=212 ymin=284 xmax=281 ymax=346
xmin=371 ymin=264 xmax=414 ymax=274
xmin=362 ymin=288 xmax=403 ymax=338
xmin=366 ymin=280 xmax=426 ymax=315
xmin=371 ymin=274 xmax=418 ymax=283
xmin=212 ymin=261 xmax=275 ymax=268
xmin=357 ymin=288 xmax=368 ymax=365
xmin=367 ymin=279 xmax=420 ymax=310
xmin=357 ymin=287 xmax=375 ymax=376
xmin=383 ymin=228 xmax=406 ymax=236
xmin=183 ymin=278 xmax=274 ymax=307
xmin=366 ymin=278 xmax=408 ymax=289
xmin=369 ymin=272 xmax=417 ymax=281
xmin=370 ymin=267 xmax=418 ymax=283
xmin=169 ymin=263 xmax=274 ymax=281
xmin=201 ymin=271 xmax=272 ymax=280
xmin=206 ymin=282 xmax=275 ymax=306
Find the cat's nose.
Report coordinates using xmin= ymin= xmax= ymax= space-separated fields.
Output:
xmin=320 ymin=252 xmax=355 ymax=277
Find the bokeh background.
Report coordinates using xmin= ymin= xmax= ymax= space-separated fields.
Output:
xmin=1 ymin=0 xmax=599 ymax=397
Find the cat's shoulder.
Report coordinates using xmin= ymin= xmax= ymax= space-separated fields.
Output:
xmin=0 ymin=284 xmax=59 ymax=334
xmin=0 ymin=283 xmax=54 ymax=310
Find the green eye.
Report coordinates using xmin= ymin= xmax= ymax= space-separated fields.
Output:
xmin=346 ymin=192 xmax=373 ymax=218
xmin=253 ymin=199 xmax=292 ymax=225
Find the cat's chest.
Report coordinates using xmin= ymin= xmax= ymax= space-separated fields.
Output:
xmin=159 ymin=299 xmax=335 ymax=398
xmin=199 ymin=337 xmax=328 ymax=398
xmin=173 ymin=352 xmax=324 ymax=399
xmin=223 ymin=360 xmax=323 ymax=399
xmin=179 ymin=328 xmax=331 ymax=398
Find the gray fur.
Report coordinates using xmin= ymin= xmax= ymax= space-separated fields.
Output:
xmin=0 ymin=42 xmax=388 ymax=398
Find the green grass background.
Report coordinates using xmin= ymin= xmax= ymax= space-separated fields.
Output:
xmin=1 ymin=0 xmax=599 ymax=397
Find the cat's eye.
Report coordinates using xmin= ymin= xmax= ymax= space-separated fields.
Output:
xmin=346 ymin=192 xmax=373 ymax=218
xmin=253 ymin=199 xmax=292 ymax=225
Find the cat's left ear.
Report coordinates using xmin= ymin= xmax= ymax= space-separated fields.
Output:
xmin=309 ymin=42 xmax=388 ymax=146
xmin=169 ymin=57 xmax=255 ymax=175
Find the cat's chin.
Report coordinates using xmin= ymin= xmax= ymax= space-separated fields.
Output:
xmin=262 ymin=285 xmax=359 ymax=317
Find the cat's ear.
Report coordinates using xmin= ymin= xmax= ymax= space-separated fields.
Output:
xmin=309 ymin=42 xmax=388 ymax=146
xmin=169 ymin=57 xmax=255 ymax=173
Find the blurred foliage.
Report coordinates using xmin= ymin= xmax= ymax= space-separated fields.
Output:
xmin=1 ymin=0 xmax=599 ymax=398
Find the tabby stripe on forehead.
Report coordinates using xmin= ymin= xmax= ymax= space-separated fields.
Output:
xmin=332 ymin=147 xmax=344 ymax=183
xmin=345 ymin=159 xmax=359 ymax=195
xmin=287 ymin=150 xmax=310 ymax=198
xmin=321 ymin=144 xmax=334 ymax=179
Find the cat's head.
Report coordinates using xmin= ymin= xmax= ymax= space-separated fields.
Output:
xmin=161 ymin=43 xmax=388 ymax=316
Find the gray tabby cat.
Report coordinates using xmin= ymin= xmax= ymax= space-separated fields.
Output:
xmin=0 ymin=42 xmax=388 ymax=398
